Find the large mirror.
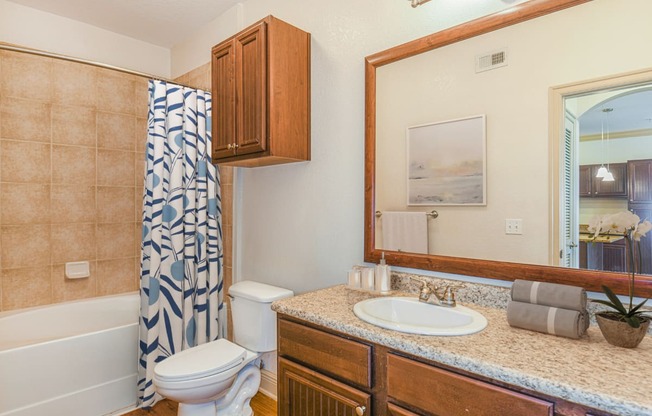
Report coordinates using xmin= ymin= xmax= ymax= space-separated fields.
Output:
xmin=365 ymin=0 xmax=652 ymax=296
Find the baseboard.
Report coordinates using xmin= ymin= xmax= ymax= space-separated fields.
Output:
xmin=258 ymin=369 xmax=277 ymax=401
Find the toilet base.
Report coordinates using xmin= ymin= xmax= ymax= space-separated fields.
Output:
xmin=177 ymin=403 xmax=253 ymax=416
xmin=176 ymin=364 xmax=261 ymax=416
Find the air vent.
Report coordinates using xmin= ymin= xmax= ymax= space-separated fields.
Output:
xmin=475 ymin=49 xmax=508 ymax=73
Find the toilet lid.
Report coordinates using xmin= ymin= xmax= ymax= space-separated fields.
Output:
xmin=154 ymin=339 xmax=247 ymax=382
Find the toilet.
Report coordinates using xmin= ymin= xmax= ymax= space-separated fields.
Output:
xmin=153 ymin=280 xmax=293 ymax=416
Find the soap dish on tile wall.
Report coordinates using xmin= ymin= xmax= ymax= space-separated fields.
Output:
xmin=65 ymin=261 xmax=90 ymax=279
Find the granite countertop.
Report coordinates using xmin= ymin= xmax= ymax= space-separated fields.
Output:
xmin=579 ymin=233 xmax=625 ymax=243
xmin=272 ymin=284 xmax=652 ymax=416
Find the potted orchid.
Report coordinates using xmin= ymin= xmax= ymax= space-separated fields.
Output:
xmin=588 ymin=211 xmax=652 ymax=348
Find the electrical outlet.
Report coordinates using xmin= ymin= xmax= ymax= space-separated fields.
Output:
xmin=505 ymin=219 xmax=523 ymax=235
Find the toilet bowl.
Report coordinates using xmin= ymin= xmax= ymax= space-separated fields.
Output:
xmin=152 ymin=281 xmax=293 ymax=416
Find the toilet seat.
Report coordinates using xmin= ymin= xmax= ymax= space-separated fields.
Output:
xmin=154 ymin=339 xmax=247 ymax=383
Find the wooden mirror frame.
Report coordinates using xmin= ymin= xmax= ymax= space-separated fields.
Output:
xmin=364 ymin=0 xmax=652 ymax=297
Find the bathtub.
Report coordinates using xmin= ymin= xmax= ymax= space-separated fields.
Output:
xmin=0 ymin=293 xmax=140 ymax=416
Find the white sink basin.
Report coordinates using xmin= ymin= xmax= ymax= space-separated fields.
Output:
xmin=353 ymin=296 xmax=487 ymax=336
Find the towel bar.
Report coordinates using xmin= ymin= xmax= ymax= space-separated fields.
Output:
xmin=375 ymin=210 xmax=438 ymax=219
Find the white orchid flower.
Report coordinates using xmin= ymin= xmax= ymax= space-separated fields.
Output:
xmin=633 ymin=220 xmax=652 ymax=241
xmin=587 ymin=215 xmax=603 ymax=238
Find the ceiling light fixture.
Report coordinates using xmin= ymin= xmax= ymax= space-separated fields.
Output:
xmin=409 ymin=0 xmax=431 ymax=7
xmin=602 ymin=108 xmax=615 ymax=182
xmin=595 ymin=107 xmax=610 ymax=178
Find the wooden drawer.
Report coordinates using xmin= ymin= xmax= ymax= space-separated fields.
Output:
xmin=388 ymin=403 xmax=420 ymax=416
xmin=278 ymin=318 xmax=372 ymax=388
xmin=387 ymin=354 xmax=554 ymax=416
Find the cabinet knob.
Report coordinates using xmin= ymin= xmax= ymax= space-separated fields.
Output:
xmin=227 ymin=143 xmax=239 ymax=151
xmin=227 ymin=144 xmax=232 ymax=150
xmin=355 ymin=405 xmax=366 ymax=415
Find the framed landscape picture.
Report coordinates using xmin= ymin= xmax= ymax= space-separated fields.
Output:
xmin=407 ymin=115 xmax=486 ymax=206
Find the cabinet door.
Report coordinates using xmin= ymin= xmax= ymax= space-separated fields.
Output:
xmin=235 ymin=21 xmax=267 ymax=156
xmin=592 ymin=163 xmax=627 ymax=197
xmin=628 ymin=159 xmax=652 ymax=203
xmin=602 ymin=239 xmax=628 ymax=273
xmin=579 ymin=165 xmax=592 ymax=197
xmin=630 ymin=205 xmax=652 ymax=274
xmin=211 ymin=40 xmax=236 ymax=160
xmin=278 ymin=358 xmax=371 ymax=416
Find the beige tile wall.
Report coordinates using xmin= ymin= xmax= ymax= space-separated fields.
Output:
xmin=0 ymin=50 xmax=148 ymax=311
xmin=0 ymin=53 xmax=233 ymax=313
xmin=0 ymin=52 xmax=232 ymax=313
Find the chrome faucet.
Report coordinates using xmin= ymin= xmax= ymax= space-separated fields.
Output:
xmin=410 ymin=278 xmax=461 ymax=307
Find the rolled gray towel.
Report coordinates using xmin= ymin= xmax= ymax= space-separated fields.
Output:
xmin=506 ymin=301 xmax=588 ymax=339
xmin=511 ymin=279 xmax=587 ymax=311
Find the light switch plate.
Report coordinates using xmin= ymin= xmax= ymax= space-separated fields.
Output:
xmin=505 ymin=219 xmax=523 ymax=235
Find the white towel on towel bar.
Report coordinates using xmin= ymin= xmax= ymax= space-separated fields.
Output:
xmin=381 ymin=211 xmax=428 ymax=254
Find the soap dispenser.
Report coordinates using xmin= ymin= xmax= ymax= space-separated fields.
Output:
xmin=375 ymin=252 xmax=391 ymax=294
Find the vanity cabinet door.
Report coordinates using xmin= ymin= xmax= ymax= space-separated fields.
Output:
xmin=387 ymin=354 xmax=554 ymax=416
xmin=278 ymin=357 xmax=371 ymax=416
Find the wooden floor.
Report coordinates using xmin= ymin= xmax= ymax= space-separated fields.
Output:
xmin=124 ymin=392 xmax=277 ymax=416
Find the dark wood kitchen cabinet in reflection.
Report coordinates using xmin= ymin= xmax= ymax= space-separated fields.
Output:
xmin=579 ymin=163 xmax=628 ymax=198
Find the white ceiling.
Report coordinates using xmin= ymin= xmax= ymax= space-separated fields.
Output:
xmin=579 ymin=89 xmax=652 ymax=137
xmin=6 ymin=0 xmax=241 ymax=48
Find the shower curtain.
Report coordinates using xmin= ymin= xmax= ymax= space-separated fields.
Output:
xmin=137 ymin=80 xmax=224 ymax=407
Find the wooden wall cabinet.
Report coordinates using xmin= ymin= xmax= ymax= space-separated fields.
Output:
xmin=211 ymin=16 xmax=310 ymax=167
xmin=628 ymin=159 xmax=652 ymax=203
xmin=579 ymin=163 xmax=628 ymax=198
xmin=277 ymin=316 xmax=615 ymax=416
xmin=628 ymin=160 xmax=652 ymax=274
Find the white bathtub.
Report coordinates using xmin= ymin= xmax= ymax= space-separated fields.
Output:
xmin=0 ymin=293 xmax=140 ymax=416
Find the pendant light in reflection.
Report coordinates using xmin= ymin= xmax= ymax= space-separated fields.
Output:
xmin=595 ymin=108 xmax=610 ymax=178
xmin=602 ymin=108 xmax=615 ymax=182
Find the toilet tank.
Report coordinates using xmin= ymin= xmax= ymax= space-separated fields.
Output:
xmin=228 ymin=281 xmax=294 ymax=352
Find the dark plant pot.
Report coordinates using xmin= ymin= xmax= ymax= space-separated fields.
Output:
xmin=595 ymin=312 xmax=650 ymax=348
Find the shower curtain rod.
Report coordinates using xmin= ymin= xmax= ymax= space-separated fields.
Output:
xmin=0 ymin=43 xmax=192 ymax=86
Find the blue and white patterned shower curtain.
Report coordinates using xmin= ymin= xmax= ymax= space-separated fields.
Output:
xmin=137 ymin=80 xmax=224 ymax=407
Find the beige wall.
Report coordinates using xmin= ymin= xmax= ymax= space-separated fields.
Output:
xmin=0 ymin=0 xmax=170 ymax=77
xmin=172 ymin=0 xmax=534 ymax=294
xmin=0 ymin=50 xmax=148 ymax=311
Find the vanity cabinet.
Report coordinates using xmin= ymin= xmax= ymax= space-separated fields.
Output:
xmin=278 ymin=318 xmax=373 ymax=415
xmin=211 ymin=16 xmax=310 ymax=167
xmin=579 ymin=163 xmax=628 ymax=198
xmin=277 ymin=315 xmax=616 ymax=416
